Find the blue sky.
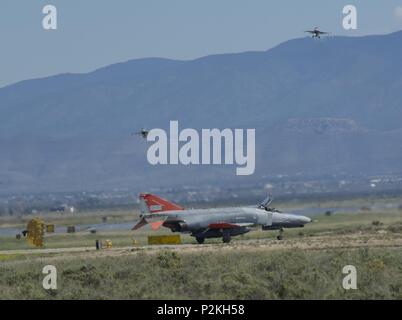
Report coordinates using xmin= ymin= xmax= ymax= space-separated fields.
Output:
xmin=1 ymin=0 xmax=402 ymax=88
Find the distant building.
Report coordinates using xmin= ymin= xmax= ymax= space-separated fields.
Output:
xmin=50 ymin=204 xmax=75 ymax=213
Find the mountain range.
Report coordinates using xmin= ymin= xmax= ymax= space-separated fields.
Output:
xmin=1 ymin=31 xmax=402 ymax=193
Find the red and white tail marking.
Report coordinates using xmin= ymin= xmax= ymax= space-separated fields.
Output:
xmin=150 ymin=220 xmax=165 ymax=230
xmin=139 ymin=193 xmax=184 ymax=213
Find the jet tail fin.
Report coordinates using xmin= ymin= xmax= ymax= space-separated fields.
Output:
xmin=133 ymin=194 xmax=182 ymax=231
xmin=139 ymin=193 xmax=184 ymax=213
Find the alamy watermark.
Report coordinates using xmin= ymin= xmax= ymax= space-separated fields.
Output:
xmin=343 ymin=5 xmax=358 ymax=30
xmin=42 ymin=265 xmax=57 ymax=290
xmin=40 ymin=5 xmax=358 ymax=32
xmin=42 ymin=5 xmax=57 ymax=30
xmin=146 ymin=121 xmax=255 ymax=176
xmin=342 ymin=265 xmax=357 ymax=290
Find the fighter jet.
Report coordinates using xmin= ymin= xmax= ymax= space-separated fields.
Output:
xmin=133 ymin=194 xmax=311 ymax=244
xmin=132 ymin=128 xmax=149 ymax=139
xmin=305 ymin=27 xmax=330 ymax=38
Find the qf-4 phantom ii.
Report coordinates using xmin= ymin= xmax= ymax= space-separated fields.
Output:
xmin=133 ymin=194 xmax=312 ymax=244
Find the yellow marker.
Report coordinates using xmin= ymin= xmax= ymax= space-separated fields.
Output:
xmin=148 ymin=235 xmax=181 ymax=245
xmin=27 ymin=218 xmax=45 ymax=247
xmin=104 ymin=239 xmax=113 ymax=249
xmin=46 ymin=224 xmax=55 ymax=233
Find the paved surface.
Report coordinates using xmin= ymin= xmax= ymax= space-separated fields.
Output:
xmin=2 ymin=233 xmax=402 ymax=259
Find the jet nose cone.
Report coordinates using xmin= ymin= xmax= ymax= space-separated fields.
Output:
xmin=300 ymin=216 xmax=312 ymax=224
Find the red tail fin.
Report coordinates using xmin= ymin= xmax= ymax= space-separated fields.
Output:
xmin=139 ymin=194 xmax=184 ymax=213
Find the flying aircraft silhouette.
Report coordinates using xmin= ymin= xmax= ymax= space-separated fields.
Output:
xmin=305 ymin=27 xmax=330 ymax=38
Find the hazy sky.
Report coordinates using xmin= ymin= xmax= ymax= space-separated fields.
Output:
xmin=1 ymin=0 xmax=402 ymax=88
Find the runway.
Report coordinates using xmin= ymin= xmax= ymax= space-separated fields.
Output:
xmin=2 ymin=232 xmax=402 ymax=260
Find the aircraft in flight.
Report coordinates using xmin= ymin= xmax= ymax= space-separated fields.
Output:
xmin=132 ymin=128 xmax=149 ymax=139
xmin=133 ymin=193 xmax=311 ymax=244
xmin=305 ymin=27 xmax=330 ymax=38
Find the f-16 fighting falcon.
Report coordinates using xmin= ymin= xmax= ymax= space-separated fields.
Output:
xmin=132 ymin=128 xmax=149 ymax=139
xmin=305 ymin=27 xmax=330 ymax=38
xmin=133 ymin=194 xmax=311 ymax=244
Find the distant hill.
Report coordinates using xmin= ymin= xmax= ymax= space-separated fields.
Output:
xmin=1 ymin=31 xmax=402 ymax=193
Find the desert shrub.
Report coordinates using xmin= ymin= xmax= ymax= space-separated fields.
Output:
xmin=154 ymin=250 xmax=182 ymax=269
xmin=372 ymin=220 xmax=382 ymax=226
xmin=62 ymin=264 xmax=101 ymax=288
xmin=387 ymin=222 xmax=402 ymax=233
xmin=2 ymin=247 xmax=402 ymax=299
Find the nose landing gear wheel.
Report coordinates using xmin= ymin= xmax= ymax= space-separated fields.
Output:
xmin=196 ymin=237 xmax=205 ymax=244
xmin=277 ymin=228 xmax=284 ymax=240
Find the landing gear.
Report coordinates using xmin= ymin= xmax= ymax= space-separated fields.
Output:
xmin=277 ymin=228 xmax=284 ymax=241
xmin=196 ymin=237 xmax=205 ymax=244
xmin=222 ymin=231 xmax=231 ymax=243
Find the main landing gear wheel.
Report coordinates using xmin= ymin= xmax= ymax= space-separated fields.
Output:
xmin=222 ymin=232 xmax=231 ymax=243
xmin=277 ymin=228 xmax=284 ymax=241
xmin=196 ymin=237 xmax=205 ymax=244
